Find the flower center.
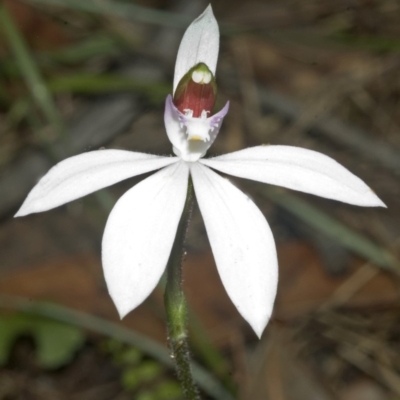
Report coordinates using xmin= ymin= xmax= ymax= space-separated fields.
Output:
xmin=181 ymin=109 xmax=211 ymax=141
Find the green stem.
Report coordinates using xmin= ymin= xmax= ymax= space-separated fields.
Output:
xmin=164 ymin=178 xmax=199 ymax=400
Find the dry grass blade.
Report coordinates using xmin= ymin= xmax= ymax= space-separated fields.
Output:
xmin=23 ymin=0 xmax=192 ymax=27
xmin=259 ymin=86 xmax=400 ymax=175
xmin=0 ymin=3 xmax=65 ymax=140
xmin=261 ymin=187 xmax=399 ymax=274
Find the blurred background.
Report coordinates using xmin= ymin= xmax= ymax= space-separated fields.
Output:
xmin=0 ymin=0 xmax=399 ymax=399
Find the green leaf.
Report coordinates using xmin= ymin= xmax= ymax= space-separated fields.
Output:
xmin=0 ymin=314 xmax=28 ymax=365
xmin=0 ymin=313 xmax=84 ymax=368
xmin=122 ymin=367 xmax=142 ymax=391
xmin=117 ymin=347 xmax=142 ymax=366
xmin=122 ymin=361 xmax=163 ymax=391
xmin=136 ymin=391 xmax=156 ymax=400
xmin=155 ymin=381 xmax=182 ymax=400
xmin=35 ymin=319 xmax=85 ymax=368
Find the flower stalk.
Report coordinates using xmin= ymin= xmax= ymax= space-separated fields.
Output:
xmin=164 ymin=177 xmax=199 ymax=399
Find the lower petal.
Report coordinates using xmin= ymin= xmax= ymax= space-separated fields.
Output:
xmin=102 ymin=161 xmax=189 ymax=318
xmin=190 ymin=163 xmax=278 ymax=338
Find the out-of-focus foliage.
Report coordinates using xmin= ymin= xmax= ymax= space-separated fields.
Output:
xmin=0 ymin=313 xmax=84 ymax=368
xmin=101 ymin=339 xmax=183 ymax=399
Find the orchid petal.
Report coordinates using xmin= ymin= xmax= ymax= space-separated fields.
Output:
xmin=173 ymin=5 xmax=219 ymax=94
xmin=15 ymin=150 xmax=178 ymax=217
xmin=164 ymin=95 xmax=229 ymax=162
xmin=102 ymin=161 xmax=189 ymax=318
xmin=190 ymin=163 xmax=278 ymax=337
xmin=201 ymin=145 xmax=385 ymax=207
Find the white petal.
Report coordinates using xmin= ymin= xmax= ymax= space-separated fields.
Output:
xmin=164 ymin=95 xmax=229 ymax=162
xmin=102 ymin=161 xmax=189 ymax=318
xmin=201 ymin=145 xmax=386 ymax=207
xmin=173 ymin=5 xmax=219 ymax=94
xmin=15 ymin=150 xmax=178 ymax=217
xmin=190 ymin=163 xmax=278 ymax=337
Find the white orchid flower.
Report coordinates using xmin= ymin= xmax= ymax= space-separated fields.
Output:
xmin=15 ymin=6 xmax=385 ymax=338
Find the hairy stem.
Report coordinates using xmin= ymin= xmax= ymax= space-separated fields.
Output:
xmin=164 ymin=177 xmax=199 ymax=399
